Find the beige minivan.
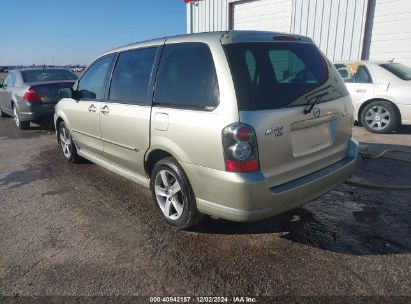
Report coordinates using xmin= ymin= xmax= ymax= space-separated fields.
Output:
xmin=55 ymin=31 xmax=358 ymax=229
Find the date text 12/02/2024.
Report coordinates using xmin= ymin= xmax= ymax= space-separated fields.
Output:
xmin=149 ymin=296 xmax=257 ymax=303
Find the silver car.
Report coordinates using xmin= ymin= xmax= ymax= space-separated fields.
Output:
xmin=334 ymin=61 xmax=411 ymax=133
xmin=55 ymin=31 xmax=358 ymax=229
xmin=0 ymin=68 xmax=77 ymax=129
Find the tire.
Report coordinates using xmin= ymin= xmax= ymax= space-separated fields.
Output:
xmin=360 ymin=100 xmax=400 ymax=134
xmin=13 ymin=105 xmax=29 ymax=130
xmin=150 ymin=157 xmax=204 ymax=229
xmin=58 ymin=121 xmax=79 ymax=163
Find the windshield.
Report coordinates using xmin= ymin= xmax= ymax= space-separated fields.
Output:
xmin=22 ymin=69 xmax=78 ymax=83
xmin=224 ymin=42 xmax=328 ymax=111
xmin=380 ymin=63 xmax=411 ymax=81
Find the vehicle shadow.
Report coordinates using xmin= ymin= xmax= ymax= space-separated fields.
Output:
xmin=0 ymin=145 xmax=93 ymax=190
xmin=355 ymin=122 xmax=411 ymax=134
xmin=30 ymin=117 xmax=56 ymax=131
xmin=393 ymin=125 xmax=411 ymax=134
xmin=191 ymin=142 xmax=411 ymax=256
xmin=0 ymin=116 xmax=55 ymax=139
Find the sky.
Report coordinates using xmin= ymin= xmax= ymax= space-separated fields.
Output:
xmin=0 ymin=0 xmax=187 ymax=66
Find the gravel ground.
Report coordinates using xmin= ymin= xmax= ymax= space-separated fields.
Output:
xmin=0 ymin=117 xmax=410 ymax=303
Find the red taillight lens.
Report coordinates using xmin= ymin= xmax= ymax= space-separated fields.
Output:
xmin=222 ymin=123 xmax=259 ymax=173
xmin=235 ymin=126 xmax=252 ymax=141
xmin=23 ymin=87 xmax=41 ymax=102
xmin=225 ymin=160 xmax=259 ymax=173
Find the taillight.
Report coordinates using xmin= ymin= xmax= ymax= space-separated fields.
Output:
xmin=23 ymin=87 xmax=41 ymax=102
xmin=222 ymin=123 xmax=259 ymax=173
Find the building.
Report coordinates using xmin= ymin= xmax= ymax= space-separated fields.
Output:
xmin=186 ymin=0 xmax=411 ymax=66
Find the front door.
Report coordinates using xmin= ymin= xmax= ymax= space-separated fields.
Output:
xmin=63 ymin=99 xmax=102 ymax=155
xmin=64 ymin=55 xmax=114 ymax=156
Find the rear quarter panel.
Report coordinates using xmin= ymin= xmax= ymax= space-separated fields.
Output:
xmin=147 ymin=34 xmax=240 ymax=171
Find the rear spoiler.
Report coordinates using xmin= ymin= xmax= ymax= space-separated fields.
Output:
xmin=221 ymin=30 xmax=313 ymax=45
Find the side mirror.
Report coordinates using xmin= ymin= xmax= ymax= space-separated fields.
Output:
xmin=59 ymin=87 xmax=74 ymax=99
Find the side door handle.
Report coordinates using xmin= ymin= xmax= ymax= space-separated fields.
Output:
xmin=356 ymin=89 xmax=366 ymax=93
xmin=101 ymin=105 xmax=110 ymax=114
xmin=88 ymin=104 xmax=97 ymax=112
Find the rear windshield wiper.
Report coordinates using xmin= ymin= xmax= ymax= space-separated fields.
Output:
xmin=303 ymin=85 xmax=335 ymax=114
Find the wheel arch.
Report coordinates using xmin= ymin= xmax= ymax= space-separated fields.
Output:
xmin=55 ymin=116 xmax=64 ymax=142
xmin=144 ymin=149 xmax=174 ymax=177
xmin=55 ymin=114 xmax=74 ymax=145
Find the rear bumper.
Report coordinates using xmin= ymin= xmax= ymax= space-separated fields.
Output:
xmin=183 ymin=139 xmax=358 ymax=222
xmin=16 ymin=101 xmax=55 ymax=122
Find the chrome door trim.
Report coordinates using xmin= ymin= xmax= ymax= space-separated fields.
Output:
xmin=72 ymin=129 xmax=101 ymax=140
xmin=102 ymin=138 xmax=139 ymax=152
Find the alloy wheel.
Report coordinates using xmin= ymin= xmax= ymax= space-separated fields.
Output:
xmin=154 ymin=169 xmax=184 ymax=221
xmin=60 ymin=126 xmax=72 ymax=159
xmin=365 ymin=106 xmax=390 ymax=131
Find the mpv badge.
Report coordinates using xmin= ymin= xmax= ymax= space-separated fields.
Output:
xmin=265 ymin=126 xmax=284 ymax=137
xmin=313 ymin=107 xmax=321 ymax=118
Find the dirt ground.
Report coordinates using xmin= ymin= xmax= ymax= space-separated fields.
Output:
xmin=0 ymin=117 xmax=410 ymax=303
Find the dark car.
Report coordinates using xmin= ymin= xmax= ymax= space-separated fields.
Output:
xmin=0 ymin=68 xmax=77 ymax=129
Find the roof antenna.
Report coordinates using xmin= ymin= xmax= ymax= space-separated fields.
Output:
xmin=389 ymin=58 xmax=395 ymax=63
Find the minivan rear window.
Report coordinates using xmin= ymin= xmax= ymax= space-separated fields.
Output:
xmin=224 ymin=42 xmax=328 ymax=111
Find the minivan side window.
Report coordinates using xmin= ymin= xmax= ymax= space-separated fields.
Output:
xmin=153 ymin=43 xmax=219 ymax=110
xmin=109 ymin=47 xmax=158 ymax=105
xmin=78 ymin=55 xmax=114 ymax=100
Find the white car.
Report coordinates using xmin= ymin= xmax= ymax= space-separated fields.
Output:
xmin=334 ymin=61 xmax=411 ymax=133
